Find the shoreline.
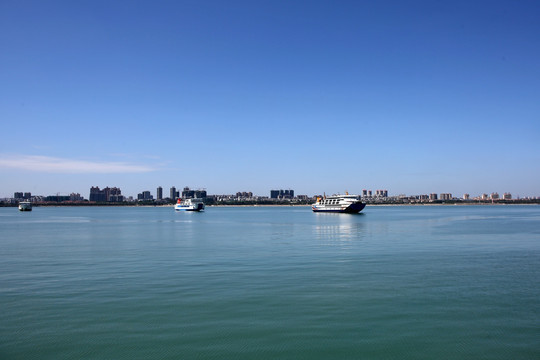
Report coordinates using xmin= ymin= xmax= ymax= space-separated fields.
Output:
xmin=2 ymin=202 xmax=539 ymax=208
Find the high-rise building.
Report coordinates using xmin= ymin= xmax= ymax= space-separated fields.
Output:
xmin=157 ymin=186 xmax=163 ymax=200
xmin=270 ymin=189 xmax=294 ymax=199
xmin=463 ymin=194 xmax=470 ymax=200
xmin=429 ymin=193 xmax=438 ymax=200
xmin=90 ymin=186 xmax=123 ymax=202
xmin=90 ymin=186 xmax=106 ymax=202
xmin=137 ymin=191 xmax=153 ymax=200
xmin=70 ymin=193 xmax=84 ymax=201
xmin=170 ymin=186 xmax=177 ymax=200
xmin=182 ymin=187 xmax=195 ymax=198
xmin=181 ymin=187 xmax=207 ymax=199
xmin=14 ymin=192 xmax=23 ymax=199
xmin=503 ymin=193 xmax=512 ymax=200
xmin=108 ymin=187 xmax=123 ymax=202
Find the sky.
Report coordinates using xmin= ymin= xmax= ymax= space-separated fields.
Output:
xmin=1 ymin=0 xmax=539 ymax=198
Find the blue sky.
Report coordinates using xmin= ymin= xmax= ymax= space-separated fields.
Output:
xmin=1 ymin=0 xmax=539 ymax=198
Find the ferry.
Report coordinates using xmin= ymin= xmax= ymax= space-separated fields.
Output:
xmin=312 ymin=193 xmax=366 ymax=213
xmin=18 ymin=201 xmax=32 ymax=211
xmin=174 ymin=198 xmax=205 ymax=212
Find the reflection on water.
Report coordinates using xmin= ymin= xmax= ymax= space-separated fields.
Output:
xmin=313 ymin=213 xmax=365 ymax=244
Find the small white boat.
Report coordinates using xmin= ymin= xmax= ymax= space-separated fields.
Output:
xmin=18 ymin=201 xmax=32 ymax=211
xmin=174 ymin=198 xmax=205 ymax=212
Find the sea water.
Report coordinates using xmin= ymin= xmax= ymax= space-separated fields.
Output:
xmin=1 ymin=205 xmax=539 ymax=359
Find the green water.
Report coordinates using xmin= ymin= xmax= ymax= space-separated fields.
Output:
xmin=1 ymin=205 xmax=539 ymax=359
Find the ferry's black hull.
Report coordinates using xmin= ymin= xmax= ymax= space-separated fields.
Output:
xmin=312 ymin=202 xmax=366 ymax=213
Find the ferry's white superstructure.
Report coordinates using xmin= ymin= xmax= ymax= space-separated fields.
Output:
xmin=18 ymin=201 xmax=32 ymax=211
xmin=174 ymin=198 xmax=205 ymax=212
xmin=312 ymin=194 xmax=366 ymax=213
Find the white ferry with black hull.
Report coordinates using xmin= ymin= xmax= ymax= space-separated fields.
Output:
xmin=18 ymin=201 xmax=32 ymax=211
xmin=312 ymin=194 xmax=366 ymax=213
xmin=174 ymin=198 xmax=205 ymax=212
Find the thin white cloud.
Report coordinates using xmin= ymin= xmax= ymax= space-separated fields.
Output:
xmin=0 ymin=154 xmax=157 ymax=173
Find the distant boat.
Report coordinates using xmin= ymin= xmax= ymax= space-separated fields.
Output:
xmin=174 ymin=198 xmax=205 ymax=212
xmin=312 ymin=194 xmax=366 ymax=213
xmin=18 ymin=201 xmax=32 ymax=211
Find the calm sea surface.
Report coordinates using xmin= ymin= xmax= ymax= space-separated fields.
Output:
xmin=1 ymin=205 xmax=539 ymax=359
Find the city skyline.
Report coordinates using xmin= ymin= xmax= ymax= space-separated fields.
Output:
xmin=1 ymin=1 xmax=539 ymax=198
xmin=5 ymin=185 xmax=535 ymax=202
